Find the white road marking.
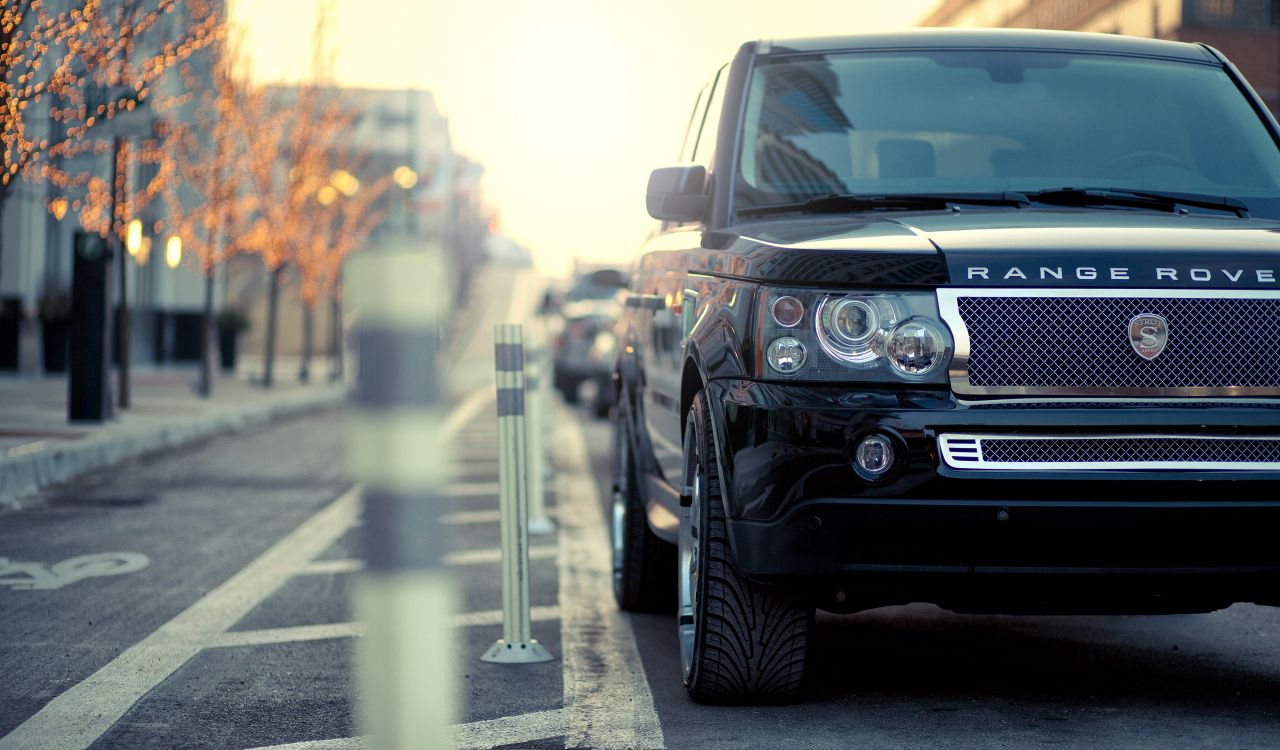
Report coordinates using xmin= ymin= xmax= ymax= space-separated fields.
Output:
xmin=0 ymin=487 xmax=361 ymax=750
xmin=440 ymin=509 xmax=501 ymax=525
xmin=0 ymin=553 xmax=149 ymax=590
xmin=441 ymin=481 xmax=501 ymax=497
xmin=295 ymin=558 xmax=363 ymax=576
xmin=444 ymin=545 xmax=557 ymax=566
xmin=451 ymin=709 xmax=566 ymax=750
xmin=452 ymin=604 xmax=559 ymax=628
xmin=0 ymin=387 xmax=496 ymax=750
xmin=294 ymin=545 xmax=557 ymax=576
xmin=441 ymin=382 xmax=497 ymax=437
xmin=208 ymin=605 xmax=564 ymax=649
xmin=555 ymin=403 xmax=666 ymax=749
xmin=241 ymin=709 xmax=566 ymax=750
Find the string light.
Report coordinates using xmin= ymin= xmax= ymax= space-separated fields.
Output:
xmin=165 ymin=234 xmax=181 ymax=268
xmin=392 ymin=166 xmax=418 ymax=190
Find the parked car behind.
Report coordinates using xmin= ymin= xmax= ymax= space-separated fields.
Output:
xmin=551 ymin=268 xmax=628 ymax=403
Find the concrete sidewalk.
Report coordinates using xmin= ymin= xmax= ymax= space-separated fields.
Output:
xmin=0 ymin=368 xmax=344 ymax=509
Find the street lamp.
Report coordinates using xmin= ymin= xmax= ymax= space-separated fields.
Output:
xmin=165 ymin=235 xmax=182 ymax=269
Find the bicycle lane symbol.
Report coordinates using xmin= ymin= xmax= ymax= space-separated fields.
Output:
xmin=0 ymin=553 xmax=150 ymax=591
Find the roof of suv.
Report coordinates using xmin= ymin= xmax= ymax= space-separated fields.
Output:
xmin=758 ymin=28 xmax=1218 ymax=64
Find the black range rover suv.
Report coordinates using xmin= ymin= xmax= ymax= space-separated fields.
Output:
xmin=610 ymin=29 xmax=1280 ymax=703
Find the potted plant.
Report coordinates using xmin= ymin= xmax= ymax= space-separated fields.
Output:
xmin=38 ymin=288 xmax=72 ymax=373
xmin=217 ymin=307 xmax=250 ymax=372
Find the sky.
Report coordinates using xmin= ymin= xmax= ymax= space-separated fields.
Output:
xmin=232 ymin=0 xmax=939 ymax=275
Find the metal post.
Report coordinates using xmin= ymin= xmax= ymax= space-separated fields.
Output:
xmin=525 ymin=325 xmax=554 ymax=535
xmin=482 ymin=324 xmax=554 ymax=664
xmin=349 ymin=252 xmax=457 ymax=748
xmin=111 ymin=136 xmax=131 ymax=409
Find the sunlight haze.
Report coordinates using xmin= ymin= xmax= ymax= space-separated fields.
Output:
xmin=232 ymin=1 xmax=938 ymax=275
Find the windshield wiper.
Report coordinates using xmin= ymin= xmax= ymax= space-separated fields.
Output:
xmin=737 ymin=192 xmax=1031 ymax=218
xmin=1027 ymin=187 xmax=1250 ymax=218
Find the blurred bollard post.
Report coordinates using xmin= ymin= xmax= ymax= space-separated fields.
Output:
xmin=525 ymin=324 xmax=555 ymax=535
xmin=482 ymin=324 xmax=554 ymax=664
xmin=348 ymin=251 xmax=456 ymax=748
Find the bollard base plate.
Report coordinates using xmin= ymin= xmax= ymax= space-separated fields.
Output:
xmin=527 ymin=517 xmax=557 ymax=535
xmin=481 ymin=638 xmax=555 ymax=664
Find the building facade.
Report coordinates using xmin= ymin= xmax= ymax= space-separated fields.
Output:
xmin=921 ymin=0 xmax=1280 ymax=115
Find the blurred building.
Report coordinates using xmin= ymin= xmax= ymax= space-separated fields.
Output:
xmin=921 ymin=0 xmax=1280 ymax=115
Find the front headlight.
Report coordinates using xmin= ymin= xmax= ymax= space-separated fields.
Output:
xmin=755 ymin=288 xmax=952 ymax=383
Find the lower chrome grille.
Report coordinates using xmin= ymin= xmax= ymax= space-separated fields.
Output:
xmin=939 ymin=433 xmax=1280 ymax=471
xmin=936 ymin=289 xmax=1280 ymax=397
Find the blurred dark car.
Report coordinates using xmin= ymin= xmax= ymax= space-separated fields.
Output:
xmin=586 ymin=319 xmax=620 ymax=418
xmin=550 ymin=268 xmax=628 ymax=404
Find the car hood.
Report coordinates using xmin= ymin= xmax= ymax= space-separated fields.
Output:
xmin=716 ymin=209 xmax=1280 ymax=289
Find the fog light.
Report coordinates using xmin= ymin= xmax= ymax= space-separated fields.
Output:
xmin=767 ymin=337 xmax=806 ymax=374
xmin=854 ymin=434 xmax=894 ymax=479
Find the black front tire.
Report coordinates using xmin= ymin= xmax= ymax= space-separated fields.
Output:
xmin=611 ymin=400 xmax=676 ymax=612
xmin=681 ymin=391 xmax=813 ymax=703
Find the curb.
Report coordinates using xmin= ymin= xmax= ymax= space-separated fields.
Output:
xmin=0 ymin=386 xmax=346 ymax=510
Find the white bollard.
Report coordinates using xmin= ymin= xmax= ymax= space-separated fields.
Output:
xmin=525 ymin=325 xmax=555 ymax=535
xmin=347 ymin=249 xmax=456 ymax=749
xmin=482 ymin=324 xmax=554 ymax=664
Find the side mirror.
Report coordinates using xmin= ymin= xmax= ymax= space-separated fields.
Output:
xmin=646 ymin=165 xmax=709 ymax=222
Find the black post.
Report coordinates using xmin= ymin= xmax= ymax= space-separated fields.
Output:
xmin=112 ymin=136 xmax=131 ymax=409
xmin=262 ymin=264 xmax=281 ymax=387
xmin=198 ymin=267 xmax=215 ymax=397
xmin=329 ymin=291 xmax=342 ymax=382
xmin=299 ymin=303 xmax=312 ymax=382
xmin=69 ymin=232 xmax=113 ymax=422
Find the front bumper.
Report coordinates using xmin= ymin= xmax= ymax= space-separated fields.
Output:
xmin=707 ymin=379 xmax=1280 ymax=605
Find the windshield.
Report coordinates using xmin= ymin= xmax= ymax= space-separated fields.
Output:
xmin=735 ymin=49 xmax=1280 ymax=215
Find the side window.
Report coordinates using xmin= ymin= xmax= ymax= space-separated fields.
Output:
xmin=678 ymin=85 xmax=710 ymax=162
xmin=691 ymin=65 xmax=729 ymax=168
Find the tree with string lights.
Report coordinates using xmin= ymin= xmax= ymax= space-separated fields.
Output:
xmin=0 ymin=0 xmax=220 ymax=288
xmin=161 ymin=17 xmax=257 ymax=398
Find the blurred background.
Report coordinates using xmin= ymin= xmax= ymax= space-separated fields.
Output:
xmin=0 ymin=0 xmax=1275 ymax=378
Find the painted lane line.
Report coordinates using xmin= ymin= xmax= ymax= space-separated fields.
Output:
xmin=440 ymin=509 xmax=501 ymax=525
xmin=296 ymin=558 xmax=363 ymax=576
xmin=212 ymin=622 xmax=366 ymax=648
xmin=242 ymin=709 xmax=566 ymax=750
xmin=441 ymin=481 xmax=501 ymax=497
xmin=441 ymin=385 xmax=497 ymax=438
xmin=444 ymin=545 xmax=557 ymax=567
xmin=0 ymin=487 xmax=361 ymax=750
xmin=209 ymin=605 xmax=564 ymax=649
xmin=555 ymin=403 xmax=666 ymax=749
xmin=0 ymin=387 xmax=493 ymax=750
xmin=440 ymin=507 xmax=555 ymax=525
xmin=451 ymin=709 xmax=566 ymax=750
xmin=450 ymin=604 xmax=561 ymax=628
xmin=294 ymin=545 xmax=557 ymax=576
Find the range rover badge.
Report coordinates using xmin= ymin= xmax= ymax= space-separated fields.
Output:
xmin=1128 ymin=314 xmax=1169 ymax=360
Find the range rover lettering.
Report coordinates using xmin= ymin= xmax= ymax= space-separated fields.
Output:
xmin=609 ymin=30 xmax=1280 ymax=703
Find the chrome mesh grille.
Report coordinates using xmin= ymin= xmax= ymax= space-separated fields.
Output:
xmin=939 ymin=433 xmax=1280 ymax=471
xmin=982 ymin=436 xmax=1280 ymax=464
xmin=953 ymin=294 xmax=1280 ymax=393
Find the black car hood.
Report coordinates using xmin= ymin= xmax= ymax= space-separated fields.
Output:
xmin=716 ymin=209 xmax=1280 ymax=289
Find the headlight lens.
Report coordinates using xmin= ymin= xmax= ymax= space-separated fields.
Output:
xmin=755 ymin=288 xmax=952 ymax=382
xmin=885 ymin=319 xmax=946 ymax=377
xmin=816 ymin=296 xmax=895 ymax=366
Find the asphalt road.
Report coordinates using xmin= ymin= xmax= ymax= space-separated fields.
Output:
xmin=3 ymin=266 xmax=1280 ymax=749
